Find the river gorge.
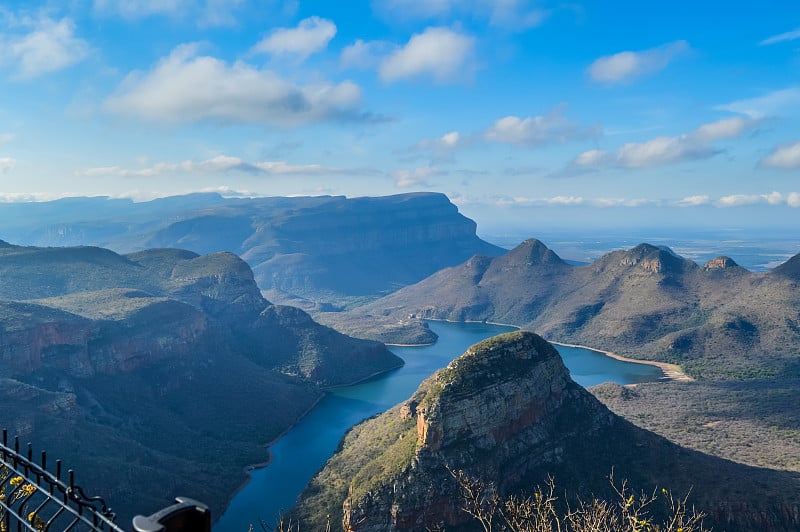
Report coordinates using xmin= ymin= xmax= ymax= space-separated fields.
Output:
xmin=216 ymin=321 xmax=664 ymax=531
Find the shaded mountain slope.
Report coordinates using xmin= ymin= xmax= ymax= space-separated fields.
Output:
xmin=0 ymin=192 xmax=504 ymax=308
xmin=330 ymin=239 xmax=800 ymax=380
xmin=0 ymin=241 xmax=401 ymax=521
xmin=293 ymin=332 xmax=800 ymax=531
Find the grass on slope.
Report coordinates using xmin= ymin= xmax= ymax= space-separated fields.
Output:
xmin=592 ymin=379 xmax=800 ymax=473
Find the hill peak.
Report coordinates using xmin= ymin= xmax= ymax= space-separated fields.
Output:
xmin=414 ymin=331 xmax=571 ymax=453
xmin=431 ymin=330 xmax=560 ymax=394
xmin=506 ymin=238 xmax=566 ymax=266
xmin=771 ymin=251 xmax=800 ymax=279
xmin=615 ymin=243 xmax=687 ymax=273
xmin=703 ymin=256 xmax=741 ymax=271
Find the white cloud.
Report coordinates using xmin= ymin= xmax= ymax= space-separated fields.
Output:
xmin=715 ymin=192 xmax=786 ymax=208
xmin=340 ymin=39 xmax=389 ymax=70
xmin=573 ymin=149 xmax=613 ymax=167
xmin=437 ymin=131 xmax=461 ymax=148
xmin=569 ymin=117 xmax=758 ymax=171
xmin=485 ymin=107 xmax=598 ymax=146
xmin=197 ymin=185 xmax=257 ymax=198
xmin=0 ymin=134 xmax=14 ymax=144
xmin=484 ymin=192 xmax=800 ymax=210
xmin=251 ymin=160 xmax=333 ymax=174
xmin=252 ymin=16 xmax=336 ymax=59
xmin=676 ymin=195 xmax=710 ymax=207
xmin=717 ymin=87 xmax=800 ymax=119
xmin=716 ymin=194 xmax=763 ymax=208
xmin=391 ymin=167 xmax=447 ymax=187
xmin=591 ymin=197 xmax=654 ymax=207
xmin=416 ymin=131 xmax=462 ymax=151
xmin=493 ymin=195 xmax=537 ymax=207
xmin=0 ymin=17 xmax=89 ymax=79
xmin=763 ymin=191 xmax=784 ymax=205
xmin=692 ymin=116 xmax=755 ymax=142
xmin=379 ymin=27 xmax=475 ymax=84
xmin=494 ymin=195 xmax=651 ymax=208
xmin=0 ymin=192 xmax=56 ymax=202
xmin=547 ymin=195 xmax=584 ymax=205
xmin=78 ymin=155 xmax=338 ymax=177
xmin=760 ymin=26 xmax=800 ymax=45
xmin=587 ymin=40 xmax=689 ymax=84
xmin=104 ymin=44 xmax=366 ymax=126
xmin=760 ymin=142 xmax=800 ymax=169
xmin=0 ymin=157 xmax=16 ymax=173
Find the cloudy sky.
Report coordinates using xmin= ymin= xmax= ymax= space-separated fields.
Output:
xmin=1 ymin=0 xmax=799 ymax=230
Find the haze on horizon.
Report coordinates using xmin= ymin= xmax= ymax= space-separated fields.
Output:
xmin=0 ymin=0 xmax=798 ymax=230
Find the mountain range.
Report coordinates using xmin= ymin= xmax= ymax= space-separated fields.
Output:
xmin=0 ymin=192 xmax=504 ymax=309
xmin=3 ymin=193 xmax=799 ymax=530
xmin=327 ymin=238 xmax=800 ymax=381
xmin=0 ymin=240 xmax=400 ymax=521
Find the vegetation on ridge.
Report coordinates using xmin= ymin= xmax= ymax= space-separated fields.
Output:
xmin=451 ymin=469 xmax=709 ymax=532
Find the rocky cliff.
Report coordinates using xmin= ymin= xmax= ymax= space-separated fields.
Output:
xmin=293 ymin=332 xmax=800 ymax=531
xmin=0 ymin=295 xmax=207 ymax=378
xmin=0 ymin=241 xmax=402 ymax=521
xmin=0 ymin=193 xmax=505 ymax=308
xmin=0 ymin=243 xmax=401 ymax=384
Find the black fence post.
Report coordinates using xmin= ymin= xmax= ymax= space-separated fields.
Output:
xmin=0 ymin=430 xmax=210 ymax=532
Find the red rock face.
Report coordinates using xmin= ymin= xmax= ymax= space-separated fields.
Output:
xmin=0 ymin=302 xmax=210 ymax=378
xmin=89 ymin=307 xmax=209 ymax=375
xmin=703 ymin=256 xmax=738 ymax=270
xmin=0 ymin=318 xmax=93 ymax=376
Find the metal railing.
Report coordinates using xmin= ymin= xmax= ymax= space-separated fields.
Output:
xmin=0 ymin=431 xmax=209 ymax=532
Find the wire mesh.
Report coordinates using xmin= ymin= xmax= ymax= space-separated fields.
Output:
xmin=0 ymin=430 xmax=124 ymax=532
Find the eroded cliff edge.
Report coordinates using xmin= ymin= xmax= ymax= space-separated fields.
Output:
xmin=293 ymin=331 xmax=800 ymax=531
xmin=0 ymin=241 xmax=402 ymax=521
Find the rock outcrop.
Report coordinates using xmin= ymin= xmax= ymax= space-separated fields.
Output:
xmin=294 ymin=332 xmax=800 ymax=531
xmin=703 ymin=255 xmax=740 ymax=271
xmin=0 ymin=243 xmax=401 ymax=384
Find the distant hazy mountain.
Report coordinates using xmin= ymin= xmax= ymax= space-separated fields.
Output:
xmin=0 ymin=193 xmax=504 ymax=308
xmin=293 ymin=332 xmax=800 ymax=531
xmin=330 ymin=238 xmax=800 ymax=380
xmin=0 ymin=241 xmax=401 ymax=521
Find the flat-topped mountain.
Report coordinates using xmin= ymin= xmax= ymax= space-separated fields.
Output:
xmin=330 ymin=239 xmax=800 ymax=380
xmin=0 ymin=193 xmax=504 ymax=308
xmin=293 ymin=332 xmax=800 ymax=531
xmin=0 ymin=241 xmax=401 ymax=520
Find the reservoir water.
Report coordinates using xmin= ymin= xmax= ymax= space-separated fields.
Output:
xmin=216 ymin=321 xmax=663 ymax=531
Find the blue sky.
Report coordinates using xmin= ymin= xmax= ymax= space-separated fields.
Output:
xmin=0 ymin=0 xmax=799 ymax=230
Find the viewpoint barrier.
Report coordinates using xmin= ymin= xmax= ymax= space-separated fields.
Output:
xmin=0 ymin=430 xmax=209 ymax=532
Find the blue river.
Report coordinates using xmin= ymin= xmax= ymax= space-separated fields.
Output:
xmin=216 ymin=320 xmax=662 ymax=530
